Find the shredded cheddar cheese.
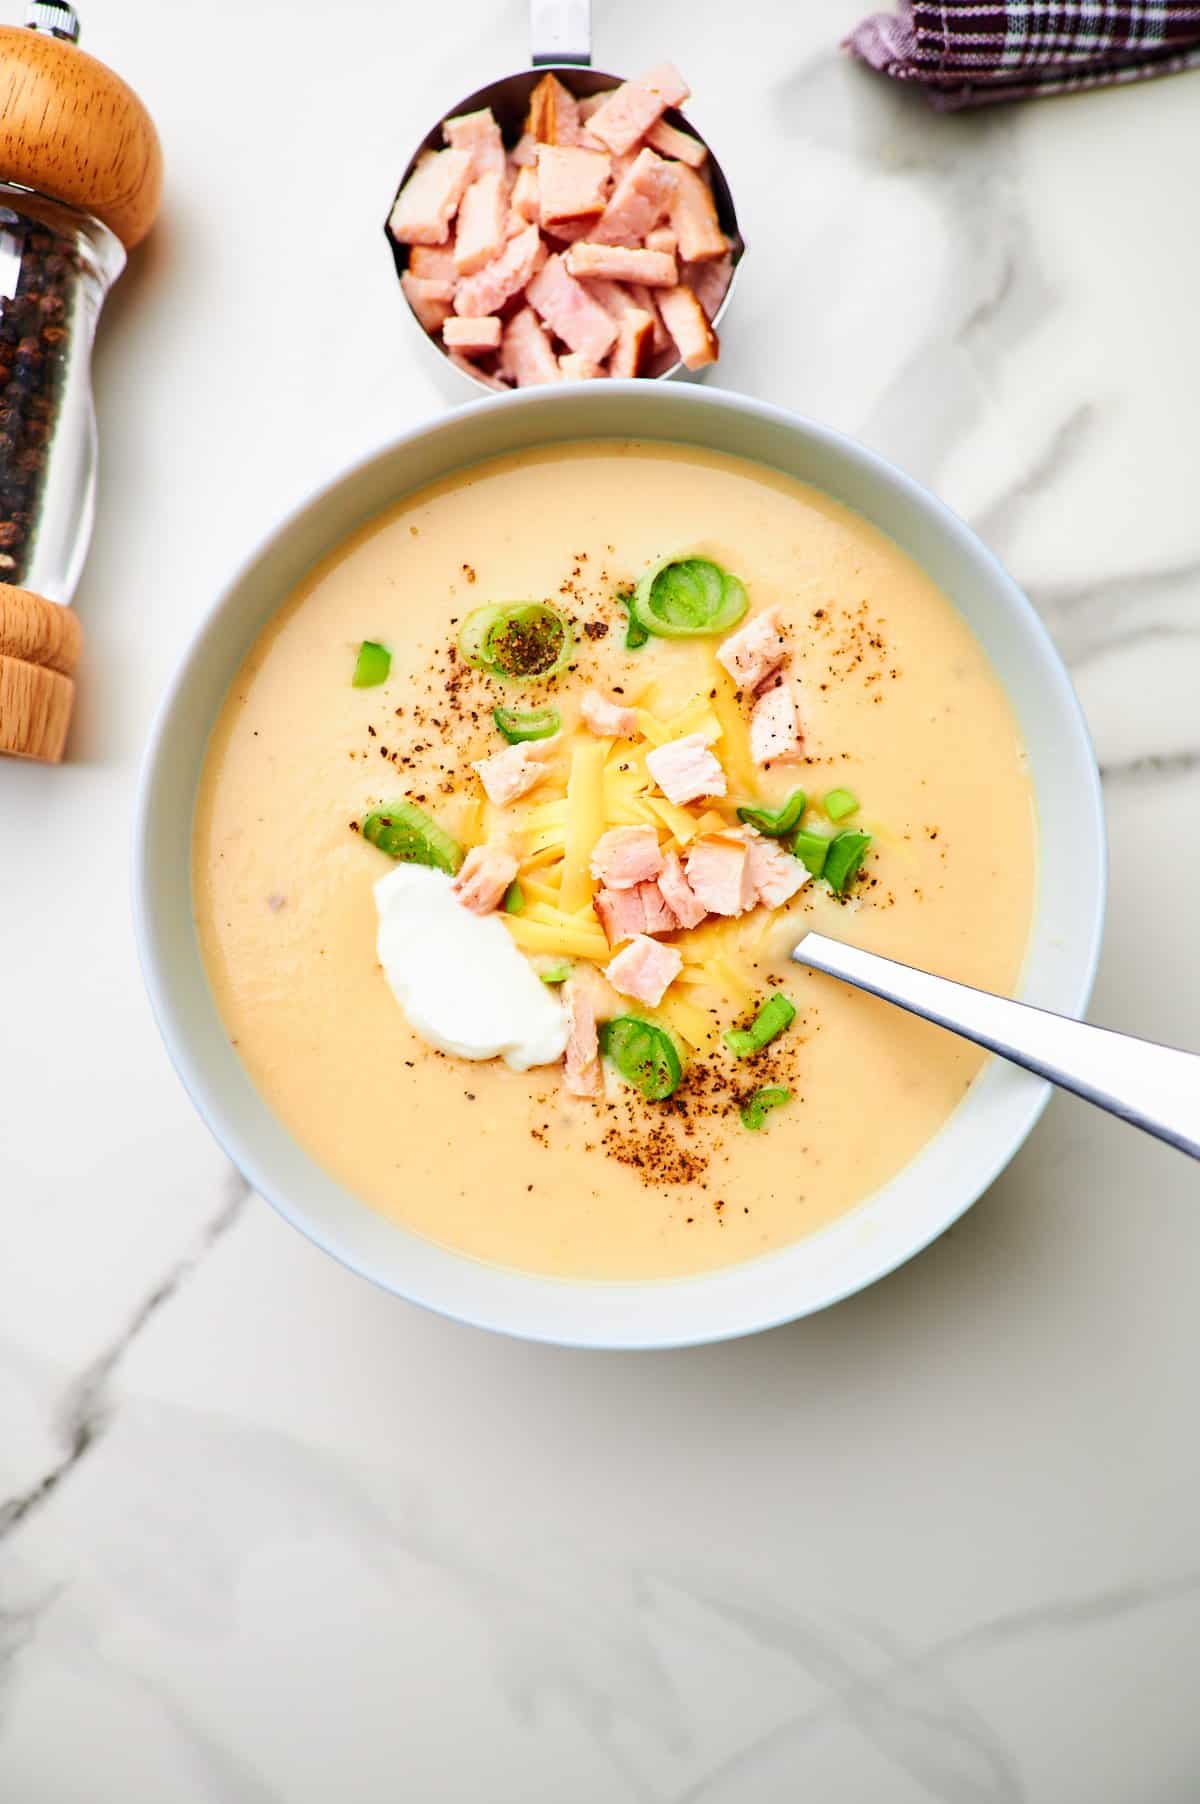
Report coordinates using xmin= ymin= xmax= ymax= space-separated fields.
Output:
xmin=643 ymin=793 xmax=703 ymax=844
xmin=633 ymin=708 xmax=670 ymax=746
xmin=656 ymin=992 xmax=721 ymax=1053
xmin=525 ymin=799 xmax=569 ymax=829
xmin=559 ymin=739 xmax=607 ymax=911
xmin=503 ymin=914 xmax=609 ymax=961
xmin=519 ymin=875 xmax=562 ymax=908
xmin=520 ymin=844 xmax=567 ymax=874
xmin=663 ymin=693 xmax=723 ymax=742
xmin=707 ymin=655 xmax=757 ymax=795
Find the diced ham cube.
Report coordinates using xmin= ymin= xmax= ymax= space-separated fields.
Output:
xmin=442 ymin=108 xmax=507 ymax=180
xmin=684 ymin=252 xmax=733 ymax=320
xmin=577 ymin=91 xmax=607 ymax=123
xmin=580 ymin=277 xmax=646 ymax=321
xmin=563 ymin=966 xmax=603 ymax=1097
xmin=454 ymin=223 xmax=546 ymax=316
xmin=746 ymin=833 xmax=811 ymax=910
xmin=657 ymin=848 xmax=708 ymax=929
xmin=594 ymin=884 xmax=647 ymax=946
xmin=669 ymin=164 xmax=727 ymax=262
xmin=685 ymin=834 xmax=757 ymax=917
xmin=644 ymin=117 xmax=708 ymax=168
xmin=510 ymin=131 xmax=538 ymax=167
xmin=590 ymin=148 xmax=678 ymax=246
xmin=388 ymin=149 xmax=472 ymax=245
xmin=540 ymin=215 xmax=597 ymax=244
xmin=749 ymin=682 xmax=805 ymax=766
xmin=499 ymin=307 xmax=562 ymax=387
xmin=565 ymin=243 xmax=677 ymax=286
xmin=453 ymin=171 xmax=508 ymax=276
xmin=657 ymin=284 xmax=718 ymax=370
xmin=646 ymin=732 xmax=727 ymax=806
xmin=560 ymin=351 xmax=603 ymax=380
xmin=609 ymin=307 xmax=655 ymax=377
xmin=451 ymin=842 xmax=520 ymax=915
xmin=585 ymin=63 xmax=690 ymax=156
xmin=628 ymin=281 xmax=671 ymax=351
xmin=443 ymin=315 xmax=502 ymax=352
xmin=407 ymin=244 xmax=457 ymax=281
xmin=401 ymin=271 xmax=454 ymax=333
xmin=594 ymin=882 xmax=684 ymax=945
xmin=471 ymin=732 xmax=560 ymax=804
xmin=510 ymin=163 xmax=540 ymax=223
xmin=605 ymin=933 xmax=683 ymax=1007
xmin=527 ymin=72 xmax=581 ymax=145
xmin=645 ymin=226 xmax=677 ymax=256
xmin=637 ymin=880 xmax=679 ymax=936
xmin=583 ymin=277 xmax=668 ymax=350
xmin=447 ymin=351 xmax=510 ymax=391
xmin=580 ymin=690 xmax=637 ymax=737
xmin=526 ymin=254 xmax=618 ymax=363
xmin=536 ymin=145 xmax=611 ymax=223
xmin=590 ymin=825 xmax=663 ymax=890
xmin=716 ymin=608 xmax=786 ymax=693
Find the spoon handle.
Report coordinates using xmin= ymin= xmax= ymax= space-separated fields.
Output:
xmin=792 ymin=933 xmax=1200 ymax=1161
xmin=531 ymin=0 xmax=591 ymax=66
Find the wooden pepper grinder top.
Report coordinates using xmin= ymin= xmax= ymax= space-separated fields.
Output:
xmin=0 ymin=1 xmax=161 ymax=762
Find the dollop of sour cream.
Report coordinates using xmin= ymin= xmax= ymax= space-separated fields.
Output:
xmin=375 ymin=864 xmax=569 ymax=1070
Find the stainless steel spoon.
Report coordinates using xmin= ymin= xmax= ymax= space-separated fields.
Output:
xmin=791 ymin=933 xmax=1200 ymax=1160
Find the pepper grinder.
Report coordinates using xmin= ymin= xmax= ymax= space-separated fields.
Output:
xmin=0 ymin=1 xmax=160 ymax=762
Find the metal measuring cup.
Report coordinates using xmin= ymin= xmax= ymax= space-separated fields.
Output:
xmin=383 ymin=0 xmax=747 ymax=402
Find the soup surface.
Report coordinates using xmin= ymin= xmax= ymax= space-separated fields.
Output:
xmin=194 ymin=442 xmax=1035 ymax=1280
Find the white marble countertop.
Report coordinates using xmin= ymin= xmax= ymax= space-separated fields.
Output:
xmin=3 ymin=1 xmax=1198 ymax=1797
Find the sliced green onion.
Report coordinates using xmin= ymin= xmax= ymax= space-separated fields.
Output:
xmin=538 ymin=959 xmax=573 ymax=985
xmin=488 ymin=604 xmax=573 ymax=680
xmin=823 ymin=787 xmax=859 ymax=822
xmin=824 ymin=830 xmax=872 ymax=894
xmin=630 ymin=556 xmax=749 ymax=640
xmin=361 ymin=800 xmax=464 ymax=874
xmin=493 ymin=703 xmax=561 ymax=744
xmin=600 ymin=1016 xmax=683 ymax=1101
xmin=352 ymin=640 xmax=391 ymax=687
xmin=456 ymin=604 xmax=505 ymax=669
xmin=616 ymin=587 xmax=649 ymax=650
xmin=503 ymin=880 xmax=526 ymax=915
xmin=790 ymin=827 xmax=831 ymax=878
xmin=740 ymin=1086 xmax=792 ymax=1131
xmin=723 ymin=993 xmax=796 ymax=1059
xmin=737 ymin=789 xmax=807 ymax=837
xmin=459 ymin=602 xmax=574 ymax=683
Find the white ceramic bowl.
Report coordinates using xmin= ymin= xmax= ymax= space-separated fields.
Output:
xmin=133 ymin=385 xmax=1106 ymax=1349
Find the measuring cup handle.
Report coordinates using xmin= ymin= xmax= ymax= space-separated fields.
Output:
xmin=531 ymin=0 xmax=591 ymax=65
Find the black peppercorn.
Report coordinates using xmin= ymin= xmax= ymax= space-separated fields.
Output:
xmin=0 ymin=206 xmax=82 ymax=589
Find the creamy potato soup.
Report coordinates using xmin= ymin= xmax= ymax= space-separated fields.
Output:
xmin=194 ymin=443 xmax=1035 ymax=1280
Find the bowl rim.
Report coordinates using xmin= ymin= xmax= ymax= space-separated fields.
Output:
xmin=132 ymin=382 xmax=1107 ymax=1349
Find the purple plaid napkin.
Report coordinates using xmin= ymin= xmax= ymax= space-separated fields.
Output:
xmin=846 ymin=1 xmax=1200 ymax=107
